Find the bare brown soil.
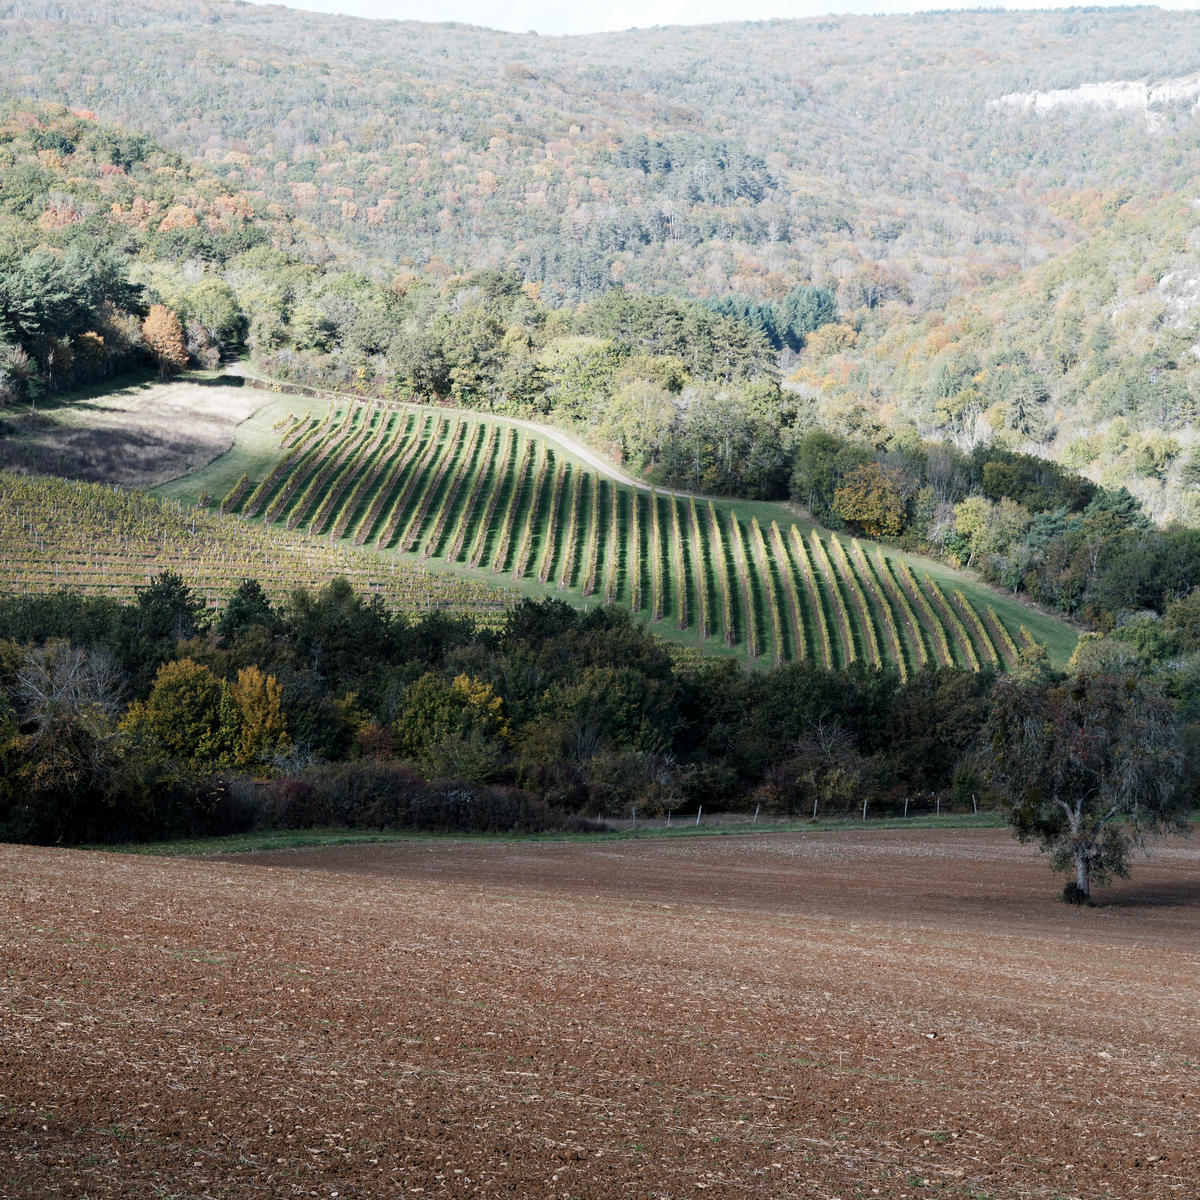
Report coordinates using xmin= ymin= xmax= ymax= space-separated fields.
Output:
xmin=2 ymin=829 xmax=1198 ymax=1199
xmin=0 ymin=378 xmax=262 ymax=487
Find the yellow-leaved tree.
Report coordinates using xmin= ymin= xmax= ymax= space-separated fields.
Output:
xmin=392 ymin=673 xmax=510 ymax=783
xmin=229 ymin=665 xmax=289 ymax=770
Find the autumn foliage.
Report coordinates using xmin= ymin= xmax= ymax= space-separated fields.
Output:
xmin=141 ymin=304 xmax=188 ymax=378
xmin=832 ymin=463 xmax=910 ymax=539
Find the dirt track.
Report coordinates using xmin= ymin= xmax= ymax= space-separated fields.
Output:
xmin=2 ymin=829 xmax=1198 ymax=1198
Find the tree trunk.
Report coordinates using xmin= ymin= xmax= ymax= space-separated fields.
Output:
xmin=1074 ymin=847 xmax=1090 ymax=900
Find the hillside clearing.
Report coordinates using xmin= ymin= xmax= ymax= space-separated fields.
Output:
xmin=0 ymin=374 xmax=267 ymax=488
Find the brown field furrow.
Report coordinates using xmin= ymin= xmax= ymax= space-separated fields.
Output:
xmin=1 ymin=830 xmax=1197 ymax=1199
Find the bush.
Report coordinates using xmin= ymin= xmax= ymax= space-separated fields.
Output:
xmin=251 ymin=760 xmax=597 ymax=834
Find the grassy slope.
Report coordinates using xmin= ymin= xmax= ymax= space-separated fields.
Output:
xmin=152 ymin=378 xmax=1079 ymax=667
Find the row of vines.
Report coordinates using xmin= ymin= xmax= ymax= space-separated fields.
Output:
xmin=0 ymin=469 xmax=516 ymax=619
xmin=209 ymin=402 xmax=1035 ymax=671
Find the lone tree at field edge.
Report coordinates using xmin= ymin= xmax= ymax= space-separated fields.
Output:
xmin=984 ymin=671 xmax=1187 ymax=903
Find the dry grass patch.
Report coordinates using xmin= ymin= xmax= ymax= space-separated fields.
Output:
xmin=0 ymin=376 xmax=264 ymax=488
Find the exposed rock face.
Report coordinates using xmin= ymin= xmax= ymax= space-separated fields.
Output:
xmin=992 ymin=73 xmax=1200 ymax=125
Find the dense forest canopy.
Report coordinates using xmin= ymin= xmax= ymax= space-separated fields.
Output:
xmin=2 ymin=3 xmax=1200 ymax=518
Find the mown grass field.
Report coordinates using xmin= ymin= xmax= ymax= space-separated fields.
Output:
xmin=159 ymin=384 xmax=1077 ymax=669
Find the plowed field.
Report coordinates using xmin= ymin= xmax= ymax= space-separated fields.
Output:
xmin=2 ymin=829 xmax=1198 ymax=1199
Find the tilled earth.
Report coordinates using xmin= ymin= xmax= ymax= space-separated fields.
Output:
xmin=1 ymin=829 xmax=1198 ymax=1199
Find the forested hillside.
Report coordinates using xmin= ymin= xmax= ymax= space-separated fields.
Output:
xmin=2 ymin=2 xmax=1200 ymax=517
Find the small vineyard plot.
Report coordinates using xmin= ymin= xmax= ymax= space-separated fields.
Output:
xmin=210 ymin=400 xmax=1059 ymax=669
xmin=0 ymin=471 xmax=515 ymax=618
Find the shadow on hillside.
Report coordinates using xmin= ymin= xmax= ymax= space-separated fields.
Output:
xmin=196 ymin=373 xmax=244 ymax=387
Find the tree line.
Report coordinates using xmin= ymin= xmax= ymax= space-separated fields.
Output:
xmin=1 ymin=576 xmax=1194 ymax=897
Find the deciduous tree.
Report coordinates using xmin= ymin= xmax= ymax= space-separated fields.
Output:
xmin=142 ymin=303 xmax=188 ymax=378
xmin=230 ymin=665 xmax=289 ymax=769
xmin=984 ymin=672 xmax=1187 ymax=902
xmin=832 ymin=461 xmax=910 ymax=538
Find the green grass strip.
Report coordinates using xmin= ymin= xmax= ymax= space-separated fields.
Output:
xmin=354 ymin=412 xmax=431 ymax=546
xmin=581 ymin=475 xmax=603 ymax=598
xmin=219 ymin=473 xmax=251 ymax=515
xmin=727 ymin=512 xmax=758 ymax=658
xmin=809 ymin=531 xmax=856 ymax=665
xmin=687 ymin=497 xmax=706 ymax=635
xmin=534 ymin=460 xmax=567 ymax=585
xmin=953 ymin=587 xmax=1000 ymax=667
xmin=263 ymin=406 xmax=356 ymax=526
xmin=787 ymin=526 xmax=832 ymax=667
xmin=263 ymin=406 xmax=355 ymax=525
xmin=875 ymin=549 xmax=929 ymax=670
xmin=602 ymin=484 xmax=623 ymax=604
xmin=895 ymin=558 xmax=953 ymax=667
xmin=398 ymin=418 xmax=468 ymax=553
xmin=669 ymin=496 xmax=688 ymax=631
xmin=986 ymin=605 xmax=1021 ymax=669
xmin=309 ymin=408 xmax=392 ymax=535
xmin=925 ymin=574 xmax=979 ymax=671
xmin=287 ymin=406 xmax=377 ymax=532
xmin=488 ymin=434 xmax=535 ymax=573
xmin=420 ymin=419 xmax=483 ymax=560
xmin=828 ymin=534 xmax=881 ymax=666
xmin=330 ymin=411 xmax=411 ymax=540
xmin=464 ymin=425 xmax=515 ymax=569
xmin=628 ymin=488 xmax=642 ymax=612
xmin=849 ymin=539 xmax=905 ymax=678
xmin=649 ymin=491 xmax=664 ymax=621
xmin=240 ymin=413 xmax=323 ymax=518
xmin=707 ymin=501 xmax=736 ymax=647
xmin=511 ymin=443 xmax=550 ymax=579
xmin=750 ymin=517 xmax=786 ymax=665
xmin=557 ymin=467 xmax=585 ymax=590
xmin=770 ymin=521 xmax=808 ymax=661
xmin=445 ymin=422 xmax=498 ymax=563
xmin=376 ymin=413 xmax=450 ymax=550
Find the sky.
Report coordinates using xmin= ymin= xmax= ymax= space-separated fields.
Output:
xmin=245 ymin=0 xmax=1197 ymax=38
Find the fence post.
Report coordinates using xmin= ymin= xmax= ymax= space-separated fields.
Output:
xmin=753 ymin=803 xmax=760 ymax=825
xmin=904 ymin=796 xmax=909 ymax=818
xmin=632 ymin=805 xmax=636 ymax=831
xmin=696 ymin=805 xmax=702 ymax=826
xmin=862 ymin=798 xmax=868 ymax=822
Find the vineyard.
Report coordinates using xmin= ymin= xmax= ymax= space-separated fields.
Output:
xmin=0 ymin=471 xmax=516 ymax=617
xmin=194 ymin=397 xmax=1074 ymax=670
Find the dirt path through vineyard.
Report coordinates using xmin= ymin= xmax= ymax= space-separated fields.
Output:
xmin=3 ymin=829 xmax=1197 ymax=1198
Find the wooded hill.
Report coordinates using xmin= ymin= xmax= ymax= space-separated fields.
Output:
xmin=2 ymin=2 xmax=1199 ymax=516
xmin=0 ymin=100 xmax=1184 ymax=643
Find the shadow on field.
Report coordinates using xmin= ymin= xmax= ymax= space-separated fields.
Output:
xmin=1101 ymin=881 xmax=1200 ymax=909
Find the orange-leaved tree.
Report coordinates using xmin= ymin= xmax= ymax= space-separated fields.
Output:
xmin=142 ymin=304 xmax=188 ymax=378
